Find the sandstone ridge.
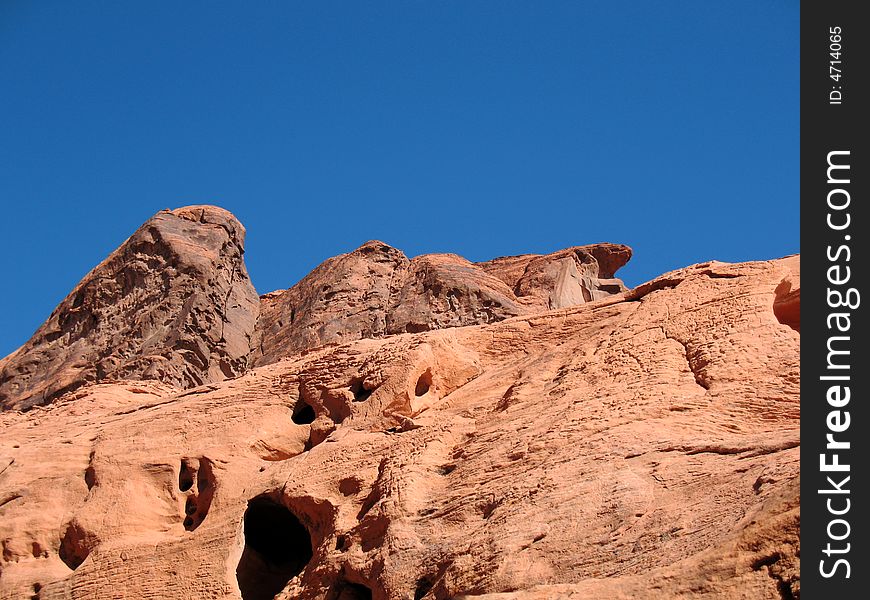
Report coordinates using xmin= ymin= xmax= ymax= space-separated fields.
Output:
xmin=254 ymin=239 xmax=631 ymax=366
xmin=0 ymin=208 xmax=631 ymax=411
xmin=0 ymin=206 xmax=260 ymax=412
xmin=0 ymin=206 xmax=800 ymax=600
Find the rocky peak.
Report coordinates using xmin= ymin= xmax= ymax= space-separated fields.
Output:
xmin=0 ymin=206 xmax=259 ymax=411
xmin=1 ymin=209 xmax=634 ymax=410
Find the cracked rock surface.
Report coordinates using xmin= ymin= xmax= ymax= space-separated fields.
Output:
xmin=0 ymin=207 xmax=799 ymax=599
xmin=0 ymin=206 xmax=259 ymax=411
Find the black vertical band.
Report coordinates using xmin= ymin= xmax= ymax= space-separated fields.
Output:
xmin=801 ymin=1 xmax=868 ymax=596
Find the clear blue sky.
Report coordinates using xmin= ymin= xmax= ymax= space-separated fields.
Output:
xmin=0 ymin=1 xmax=798 ymax=357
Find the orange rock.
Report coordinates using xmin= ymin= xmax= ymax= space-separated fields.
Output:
xmin=254 ymin=240 xmax=630 ymax=365
xmin=0 ymin=206 xmax=259 ymax=411
xmin=0 ymin=207 xmax=799 ymax=599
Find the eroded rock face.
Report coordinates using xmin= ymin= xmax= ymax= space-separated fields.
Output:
xmin=478 ymin=242 xmax=631 ymax=308
xmin=254 ymin=241 xmax=630 ymax=365
xmin=254 ymin=241 xmax=411 ymax=364
xmin=0 ymin=207 xmax=800 ymax=600
xmin=0 ymin=206 xmax=260 ymax=411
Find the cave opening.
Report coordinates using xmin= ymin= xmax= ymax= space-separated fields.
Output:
xmin=236 ymin=496 xmax=313 ymax=600
xmin=773 ymin=279 xmax=800 ymax=333
xmin=178 ymin=459 xmax=194 ymax=492
xmin=58 ymin=522 xmax=91 ymax=571
xmin=415 ymin=370 xmax=432 ymax=397
xmin=292 ymin=401 xmax=316 ymax=425
xmin=350 ymin=378 xmax=372 ymax=402
xmin=331 ymin=581 xmax=373 ymax=600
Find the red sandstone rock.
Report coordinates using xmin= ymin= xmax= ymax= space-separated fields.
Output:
xmin=254 ymin=241 xmax=630 ymax=366
xmin=0 ymin=206 xmax=259 ymax=411
xmin=0 ymin=207 xmax=799 ymax=600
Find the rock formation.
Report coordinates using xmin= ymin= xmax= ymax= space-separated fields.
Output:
xmin=0 ymin=206 xmax=259 ymax=412
xmin=254 ymin=241 xmax=630 ymax=365
xmin=0 ymin=207 xmax=800 ymax=600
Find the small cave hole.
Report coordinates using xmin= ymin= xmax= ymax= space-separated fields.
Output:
xmin=414 ymin=576 xmax=434 ymax=600
xmin=339 ymin=477 xmax=362 ymax=496
xmin=236 ymin=496 xmax=313 ymax=600
xmin=350 ymin=379 xmax=373 ymax=402
xmin=71 ymin=291 xmax=85 ymax=309
xmin=84 ymin=466 xmax=96 ymax=490
xmin=415 ymin=370 xmax=432 ymax=397
xmin=335 ymin=534 xmax=349 ymax=552
xmin=436 ymin=464 xmax=455 ymax=476
xmin=292 ymin=401 xmax=316 ymax=425
xmin=31 ymin=541 xmax=45 ymax=558
xmin=332 ymin=581 xmax=373 ymax=600
xmin=773 ymin=279 xmax=800 ymax=333
xmin=58 ymin=522 xmax=92 ymax=571
xmin=179 ymin=460 xmax=194 ymax=492
xmin=181 ymin=458 xmax=215 ymax=532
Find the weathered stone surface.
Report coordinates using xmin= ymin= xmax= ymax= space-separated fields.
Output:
xmin=0 ymin=206 xmax=259 ymax=411
xmin=254 ymin=241 xmax=411 ymax=364
xmin=0 ymin=200 xmax=800 ymax=600
xmin=478 ymin=242 xmax=631 ymax=308
xmin=254 ymin=241 xmax=630 ymax=365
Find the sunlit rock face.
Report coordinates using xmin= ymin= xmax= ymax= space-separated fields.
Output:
xmin=0 ymin=207 xmax=799 ymax=600
xmin=0 ymin=205 xmax=259 ymax=412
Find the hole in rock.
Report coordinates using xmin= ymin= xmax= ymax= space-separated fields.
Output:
xmin=331 ymin=581 xmax=373 ymax=600
xmin=773 ymin=279 xmax=800 ymax=332
xmin=197 ymin=470 xmax=210 ymax=493
xmin=777 ymin=579 xmax=797 ymax=600
xmin=339 ymin=477 xmax=362 ymax=496
xmin=415 ymin=370 xmax=432 ymax=397
xmin=31 ymin=541 xmax=44 ymax=558
xmin=414 ymin=576 xmax=434 ymax=600
xmin=181 ymin=458 xmax=215 ymax=532
xmin=84 ymin=466 xmax=96 ymax=490
xmin=350 ymin=379 xmax=372 ymax=402
xmin=335 ymin=534 xmax=349 ymax=551
xmin=236 ymin=496 xmax=313 ymax=600
xmin=292 ymin=402 xmax=316 ymax=425
xmin=405 ymin=323 xmax=428 ymax=334
xmin=58 ymin=522 xmax=92 ymax=571
xmin=179 ymin=460 xmax=194 ymax=492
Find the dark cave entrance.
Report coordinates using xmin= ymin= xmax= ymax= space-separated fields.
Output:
xmin=292 ymin=400 xmax=316 ymax=425
xmin=415 ymin=370 xmax=432 ymax=397
xmin=236 ymin=496 xmax=313 ymax=600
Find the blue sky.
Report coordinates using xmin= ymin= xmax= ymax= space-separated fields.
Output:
xmin=0 ymin=1 xmax=798 ymax=357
